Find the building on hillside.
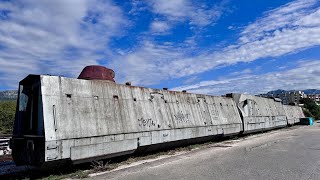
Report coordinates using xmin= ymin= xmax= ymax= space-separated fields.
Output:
xmin=306 ymin=94 xmax=320 ymax=103
xmin=259 ymin=90 xmax=306 ymax=105
xmin=287 ymin=91 xmax=306 ymax=105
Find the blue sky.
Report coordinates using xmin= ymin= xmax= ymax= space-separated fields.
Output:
xmin=0 ymin=0 xmax=320 ymax=95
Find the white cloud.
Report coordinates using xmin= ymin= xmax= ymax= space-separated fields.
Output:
xmin=113 ymin=0 xmax=320 ymax=86
xmin=148 ymin=0 xmax=225 ymax=27
xmin=183 ymin=76 xmax=200 ymax=85
xmin=175 ymin=0 xmax=320 ymax=77
xmin=149 ymin=0 xmax=190 ymax=19
xmin=240 ymin=0 xmax=318 ymax=43
xmin=173 ymin=60 xmax=320 ymax=95
xmin=1 ymin=0 xmax=320 ymax=93
xmin=146 ymin=0 xmax=227 ymax=36
xmin=229 ymin=68 xmax=252 ymax=76
xmin=0 ymin=0 xmax=128 ymax=88
xmin=150 ymin=21 xmax=171 ymax=34
xmin=129 ymin=0 xmax=148 ymax=15
xmin=110 ymin=41 xmax=184 ymax=85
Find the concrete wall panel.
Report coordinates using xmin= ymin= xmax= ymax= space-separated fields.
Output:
xmin=70 ymin=139 xmax=137 ymax=161
xmin=284 ymin=105 xmax=305 ymax=125
xmin=230 ymin=93 xmax=287 ymax=133
xmin=40 ymin=76 xmax=243 ymax=162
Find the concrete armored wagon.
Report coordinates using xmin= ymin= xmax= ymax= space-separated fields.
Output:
xmin=283 ymin=105 xmax=305 ymax=125
xmin=10 ymin=66 xmax=243 ymax=166
xmin=10 ymin=66 xmax=306 ymax=166
xmin=227 ymin=93 xmax=289 ymax=133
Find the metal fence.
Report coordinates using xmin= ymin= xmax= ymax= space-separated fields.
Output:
xmin=0 ymin=138 xmax=11 ymax=156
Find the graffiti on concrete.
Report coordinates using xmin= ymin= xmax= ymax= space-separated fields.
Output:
xmin=138 ymin=118 xmax=156 ymax=127
xmin=174 ymin=112 xmax=191 ymax=123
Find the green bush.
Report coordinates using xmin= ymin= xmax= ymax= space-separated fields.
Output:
xmin=300 ymin=98 xmax=320 ymax=120
xmin=302 ymin=108 xmax=313 ymax=118
xmin=0 ymin=100 xmax=16 ymax=134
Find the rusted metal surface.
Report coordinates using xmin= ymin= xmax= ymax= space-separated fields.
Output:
xmin=78 ymin=65 xmax=115 ymax=82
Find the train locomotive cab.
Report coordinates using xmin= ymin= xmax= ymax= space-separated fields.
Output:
xmin=10 ymin=75 xmax=45 ymax=166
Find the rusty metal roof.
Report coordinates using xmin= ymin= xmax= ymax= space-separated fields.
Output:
xmin=78 ymin=65 xmax=115 ymax=82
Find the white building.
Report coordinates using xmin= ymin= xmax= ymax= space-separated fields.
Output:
xmin=306 ymin=94 xmax=320 ymax=104
xmin=260 ymin=90 xmax=306 ymax=105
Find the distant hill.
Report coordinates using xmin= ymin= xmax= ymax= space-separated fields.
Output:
xmin=0 ymin=90 xmax=18 ymax=101
xmin=265 ymin=89 xmax=287 ymax=95
xmin=265 ymin=89 xmax=320 ymax=95
xmin=303 ymin=89 xmax=320 ymax=94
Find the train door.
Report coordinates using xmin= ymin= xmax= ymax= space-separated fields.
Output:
xmin=11 ymin=75 xmax=45 ymax=165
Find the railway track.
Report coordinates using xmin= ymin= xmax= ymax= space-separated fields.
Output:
xmin=0 ymin=161 xmax=32 ymax=176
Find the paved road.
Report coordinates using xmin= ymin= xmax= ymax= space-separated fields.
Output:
xmin=88 ymin=123 xmax=320 ymax=180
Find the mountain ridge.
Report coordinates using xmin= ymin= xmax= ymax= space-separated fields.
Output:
xmin=265 ymin=89 xmax=320 ymax=95
xmin=0 ymin=90 xmax=18 ymax=100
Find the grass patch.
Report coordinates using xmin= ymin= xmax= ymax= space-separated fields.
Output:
xmin=42 ymin=170 xmax=89 ymax=180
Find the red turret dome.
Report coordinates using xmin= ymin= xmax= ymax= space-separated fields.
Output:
xmin=78 ymin=65 xmax=115 ymax=82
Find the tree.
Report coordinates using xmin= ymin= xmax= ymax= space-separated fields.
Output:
xmin=300 ymin=98 xmax=320 ymax=120
xmin=0 ymin=100 xmax=16 ymax=134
